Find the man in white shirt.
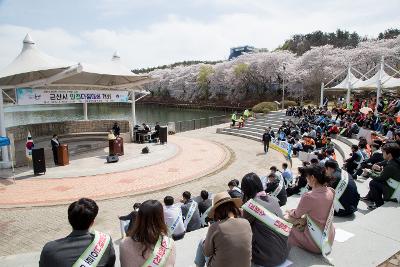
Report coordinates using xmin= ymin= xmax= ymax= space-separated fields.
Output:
xmin=163 ymin=196 xmax=185 ymax=241
xmin=281 ymin=163 xmax=293 ymax=185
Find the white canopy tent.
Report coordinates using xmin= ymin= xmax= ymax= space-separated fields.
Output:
xmin=320 ymin=65 xmax=364 ymax=106
xmin=0 ymin=34 xmax=152 ymax=167
xmin=321 ymin=57 xmax=400 ymax=112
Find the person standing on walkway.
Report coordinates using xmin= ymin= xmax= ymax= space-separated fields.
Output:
xmin=39 ymin=198 xmax=116 ymax=267
xmin=231 ymin=111 xmax=237 ymax=127
xmin=262 ymin=128 xmax=272 ymax=153
xmin=51 ymin=134 xmax=60 ymax=165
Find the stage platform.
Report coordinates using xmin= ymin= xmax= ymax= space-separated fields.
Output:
xmin=0 ymin=135 xmax=230 ymax=208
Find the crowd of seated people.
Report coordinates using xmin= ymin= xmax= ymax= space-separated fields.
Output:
xmin=38 ymin=100 xmax=399 ymax=267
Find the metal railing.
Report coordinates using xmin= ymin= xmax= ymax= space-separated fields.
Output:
xmin=168 ymin=114 xmax=230 ymax=134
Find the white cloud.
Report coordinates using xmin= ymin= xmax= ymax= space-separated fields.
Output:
xmin=0 ymin=0 xmax=399 ymax=69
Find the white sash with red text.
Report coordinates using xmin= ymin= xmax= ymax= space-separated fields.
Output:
xmin=72 ymin=231 xmax=111 ymax=267
xmin=142 ymin=235 xmax=173 ymax=267
xmin=242 ymin=198 xmax=292 ymax=237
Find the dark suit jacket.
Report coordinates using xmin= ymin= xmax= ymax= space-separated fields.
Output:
xmin=39 ymin=230 xmax=115 ymax=267
xmin=51 ymin=139 xmax=60 ymax=151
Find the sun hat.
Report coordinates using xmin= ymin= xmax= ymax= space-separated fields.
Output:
xmin=207 ymin=191 xmax=242 ymax=219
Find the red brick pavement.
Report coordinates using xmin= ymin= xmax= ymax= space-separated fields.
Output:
xmin=0 ymin=135 xmax=229 ymax=207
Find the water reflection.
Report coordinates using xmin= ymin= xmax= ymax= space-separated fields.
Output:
xmin=4 ymin=103 xmax=226 ymax=127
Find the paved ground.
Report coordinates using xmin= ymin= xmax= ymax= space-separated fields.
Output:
xmin=0 ymin=135 xmax=228 ymax=207
xmin=0 ymin=141 xmax=179 ymax=179
xmin=0 ymin=123 xmax=287 ymax=258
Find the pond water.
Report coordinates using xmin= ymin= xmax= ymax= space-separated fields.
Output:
xmin=4 ymin=103 xmax=226 ymax=127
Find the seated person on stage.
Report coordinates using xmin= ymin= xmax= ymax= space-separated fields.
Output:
xmin=281 ymin=163 xmax=294 ymax=185
xmin=227 ymin=179 xmax=243 ymax=199
xmin=325 ymin=160 xmax=359 ymax=217
xmin=180 ymin=191 xmax=201 ymax=232
xmin=287 ymin=166 xmax=309 ymax=197
xmin=141 ymin=123 xmax=150 ymax=133
xmin=362 ymin=142 xmax=400 ymax=210
xmin=163 ymin=196 xmax=186 ymax=241
xmin=284 ymin=165 xmax=335 ymax=254
xmin=118 ymin=202 xmax=141 ymax=234
xmin=153 ymin=122 xmax=161 ymax=139
xmin=39 ymin=198 xmax=115 ymax=267
xmin=265 ymin=173 xmax=287 ymax=206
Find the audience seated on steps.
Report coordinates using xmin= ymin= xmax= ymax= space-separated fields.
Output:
xmin=120 ymin=200 xmax=176 ymax=267
xmin=197 ymin=190 xmax=213 ymax=226
xmin=325 ymin=160 xmax=360 ymax=217
xmin=362 ymin=141 xmax=400 ymax=210
xmin=286 ymin=164 xmax=309 ymax=197
xmin=284 ymin=165 xmax=335 ymax=256
xmin=242 ymin=173 xmax=290 ymax=267
xmin=181 ymin=191 xmax=202 ymax=232
xmin=194 ymin=191 xmax=252 ymax=267
xmin=227 ymin=179 xmax=243 ymax=199
xmin=265 ymin=173 xmax=287 ymax=207
xmin=39 ymin=198 xmax=116 ymax=267
xmin=163 ymin=196 xmax=186 ymax=241
xmin=119 ymin=202 xmax=141 ymax=235
xmin=344 ymin=145 xmax=364 ymax=179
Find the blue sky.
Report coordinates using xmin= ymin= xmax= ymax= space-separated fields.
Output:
xmin=0 ymin=0 xmax=399 ymax=68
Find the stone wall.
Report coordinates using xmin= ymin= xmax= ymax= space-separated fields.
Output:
xmin=7 ymin=120 xmax=131 ymax=142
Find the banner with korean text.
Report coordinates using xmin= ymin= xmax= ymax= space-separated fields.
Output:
xmin=270 ymin=138 xmax=292 ymax=159
xmin=16 ymin=88 xmax=129 ymax=105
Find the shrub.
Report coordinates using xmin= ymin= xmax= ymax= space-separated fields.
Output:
xmin=262 ymin=108 xmax=271 ymax=114
xmin=283 ymin=100 xmax=297 ymax=108
xmin=252 ymin=102 xmax=277 ymax=113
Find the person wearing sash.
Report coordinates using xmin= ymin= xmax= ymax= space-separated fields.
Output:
xmin=228 ymin=180 xmax=243 ymax=199
xmin=163 ymin=196 xmax=185 ymax=241
xmin=120 ymin=200 xmax=176 ymax=267
xmin=265 ymin=173 xmax=287 ymax=206
xmin=284 ymin=165 xmax=335 ymax=254
xmin=50 ymin=134 xmax=60 ymax=165
xmin=181 ymin=191 xmax=201 ymax=232
xmin=198 ymin=190 xmax=212 ymax=216
xmin=39 ymin=198 xmax=115 ymax=267
xmin=241 ymin=172 xmax=289 ymax=267
xmin=325 ymin=160 xmax=359 ymax=217
xmin=193 ymin=191 xmax=252 ymax=267
xmin=362 ymin=142 xmax=400 ymax=210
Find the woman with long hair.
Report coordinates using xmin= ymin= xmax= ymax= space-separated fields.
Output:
xmin=120 ymin=200 xmax=176 ymax=267
xmin=241 ymin=172 xmax=289 ymax=267
xmin=194 ymin=192 xmax=252 ymax=267
xmin=285 ymin=165 xmax=335 ymax=256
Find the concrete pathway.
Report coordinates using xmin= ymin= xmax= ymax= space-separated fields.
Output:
xmin=0 ymin=135 xmax=229 ymax=207
xmin=0 ymin=124 xmax=287 ymax=258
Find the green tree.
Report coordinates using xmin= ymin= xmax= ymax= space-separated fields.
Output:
xmin=197 ymin=65 xmax=214 ymax=100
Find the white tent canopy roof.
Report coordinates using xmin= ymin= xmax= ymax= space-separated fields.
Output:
xmin=327 ymin=71 xmax=363 ymax=90
xmin=0 ymin=34 xmax=150 ymax=89
xmin=353 ymin=69 xmax=400 ymax=89
xmin=0 ymin=34 xmax=73 ymax=87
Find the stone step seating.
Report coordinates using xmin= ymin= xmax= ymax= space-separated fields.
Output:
xmin=215 ymin=112 xmax=400 ymax=266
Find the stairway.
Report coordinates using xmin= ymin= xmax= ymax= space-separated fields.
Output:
xmin=217 ymin=111 xmax=290 ymax=141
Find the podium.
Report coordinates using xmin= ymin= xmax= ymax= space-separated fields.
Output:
xmin=109 ymin=137 xmax=124 ymax=156
xmin=57 ymin=144 xmax=69 ymax=166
